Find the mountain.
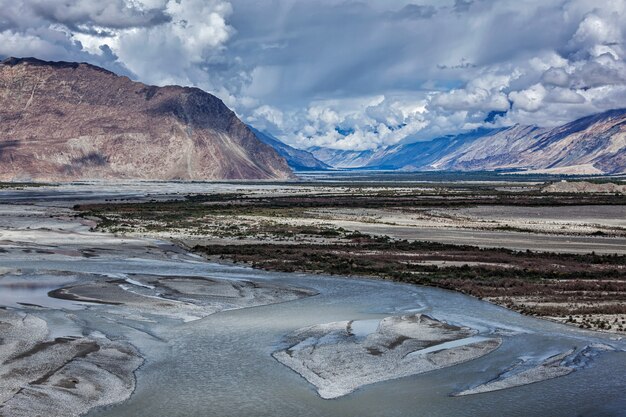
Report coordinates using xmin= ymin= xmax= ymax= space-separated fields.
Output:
xmin=367 ymin=128 xmax=501 ymax=171
xmin=308 ymin=147 xmax=378 ymax=169
xmin=308 ymin=128 xmax=499 ymax=170
xmin=248 ymin=127 xmax=330 ymax=171
xmin=310 ymin=109 xmax=626 ymax=175
xmin=0 ymin=57 xmax=292 ymax=181
xmin=426 ymin=125 xmax=548 ymax=171
xmin=431 ymin=109 xmax=626 ymax=174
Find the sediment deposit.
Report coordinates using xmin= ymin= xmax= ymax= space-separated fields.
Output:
xmin=273 ymin=314 xmax=502 ymax=399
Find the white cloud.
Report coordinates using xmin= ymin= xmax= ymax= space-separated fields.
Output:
xmin=542 ymin=68 xmax=570 ymax=87
xmin=509 ymin=84 xmax=547 ymax=112
xmin=569 ymin=12 xmax=622 ymax=58
xmin=247 ymin=105 xmax=285 ymax=130
xmin=545 ymin=87 xmax=586 ymax=104
xmin=1 ymin=0 xmax=625 ymax=150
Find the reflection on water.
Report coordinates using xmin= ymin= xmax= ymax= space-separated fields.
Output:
xmin=0 ymin=274 xmax=82 ymax=309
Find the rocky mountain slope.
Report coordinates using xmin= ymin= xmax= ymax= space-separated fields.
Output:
xmin=308 ymin=109 xmax=626 ymax=175
xmin=0 ymin=57 xmax=292 ymax=181
xmin=249 ymin=127 xmax=329 ymax=171
xmin=432 ymin=109 xmax=626 ymax=174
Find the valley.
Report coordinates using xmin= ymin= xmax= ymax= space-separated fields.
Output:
xmin=2 ymin=1 xmax=626 ymax=415
xmin=0 ymin=179 xmax=625 ymax=417
xmin=74 ymin=175 xmax=626 ymax=333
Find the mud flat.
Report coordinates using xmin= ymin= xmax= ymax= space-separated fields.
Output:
xmin=454 ymin=343 xmax=617 ymax=396
xmin=0 ymin=309 xmax=142 ymax=417
xmin=272 ymin=314 xmax=502 ymax=399
xmin=49 ymin=273 xmax=315 ymax=322
xmin=0 ymin=188 xmax=317 ymax=417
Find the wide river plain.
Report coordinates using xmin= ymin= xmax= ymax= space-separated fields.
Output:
xmin=0 ymin=182 xmax=625 ymax=417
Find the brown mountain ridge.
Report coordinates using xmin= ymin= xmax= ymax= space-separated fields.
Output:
xmin=0 ymin=57 xmax=293 ymax=181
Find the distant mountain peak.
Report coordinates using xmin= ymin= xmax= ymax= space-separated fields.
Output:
xmin=310 ymin=108 xmax=626 ymax=175
xmin=248 ymin=127 xmax=330 ymax=171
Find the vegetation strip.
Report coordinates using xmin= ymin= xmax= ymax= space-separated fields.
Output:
xmin=75 ymin=185 xmax=626 ymax=333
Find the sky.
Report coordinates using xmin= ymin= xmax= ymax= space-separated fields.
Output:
xmin=1 ymin=0 xmax=625 ymax=150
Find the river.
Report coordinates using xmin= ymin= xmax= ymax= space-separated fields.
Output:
xmin=0 ymin=183 xmax=624 ymax=417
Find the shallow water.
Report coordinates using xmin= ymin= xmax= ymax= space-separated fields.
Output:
xmin=0 ymin=183 xmax=625 ymax=417
xmin=0 ymin=274 xmax=82 ymax=309
xmin=82 ymin=266 xmax=626 ymax=417
xmin=4 ymin=248 xmax=624 ymax=416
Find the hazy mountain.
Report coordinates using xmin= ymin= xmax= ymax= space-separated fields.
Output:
xmin=308 ymin=128 xmax=502 ymax=170
xmin=308 ymin=147 xmax=378 ymax=169
xmin=248 ymin=127 xmax=330 ymax=171
xmin=367 ymin=128 xmax=501 ymax=171
xmin=428 ymin=125 xmax=548 ymax=171
xmin=309 ymin=109 xmax=626 ymax=175
xmin=0 ymin=57 xmax=292 ymax=181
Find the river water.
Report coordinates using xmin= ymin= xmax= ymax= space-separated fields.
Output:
xmin=6 ymin=255 xmax=623 ymax=417
xmin=0 ymin=183 xmax=624 ymax=417
xmin=82 ymin=266 xmax=625 ymax=417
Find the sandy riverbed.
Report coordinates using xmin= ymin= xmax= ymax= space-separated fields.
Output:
xmin=0 ymin=181 xmax=625 ymax=416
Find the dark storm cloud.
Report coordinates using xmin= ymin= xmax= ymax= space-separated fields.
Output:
xmin=28 ymin=0 xmax=171 ymax=30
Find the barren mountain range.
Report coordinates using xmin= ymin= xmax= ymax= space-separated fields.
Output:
xmin=0 ymin=57 xmax=292 ymax=181
xmin=308 ymin=108 xmax=626 ymax=174
xmin=1 ymin=57 xmax=624 ymax=179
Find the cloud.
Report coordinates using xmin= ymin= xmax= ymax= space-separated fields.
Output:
xmin=1 ymin=0 xmax=625 ymax=150
xmin=248 ymin=105 xmax=285 ymax=130
xmin=0 ymin=0 xmax=234 ymax=85
xmin=430 ymin=70 xmax=515 ymax=112
xmin=28 ymin=0 xmax=170 ymax=30
xmin=509 ymin=84 xmax=547 ymax=112
xmin=389 ymin=4 xmax=437 ymax=20
xmin=567 ymin=11 xmax=623 ymax=59
xmin=542 ymin=67 xmax=570 ymax=87
xmin=545 ymin=87 xmax=586 ymax=104
xmin=210 ymin=0 xmax=626 ymax=147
